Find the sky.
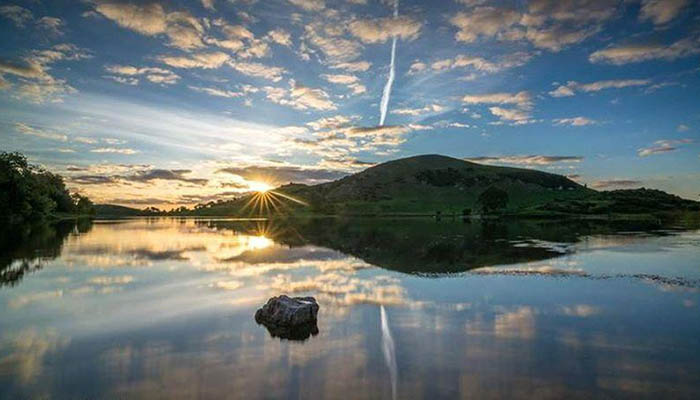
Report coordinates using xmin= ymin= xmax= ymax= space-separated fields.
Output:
xmin=1 ymin=0 xmax=699 ymax=208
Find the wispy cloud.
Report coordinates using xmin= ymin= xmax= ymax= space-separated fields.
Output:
xmin=553 ymin=117 xmax=596 ymax=126
xmin=637 ymin=139 xmax=693 ymax=157
xmin=465 ymin=155 xmax=583 ymax=166
xmin=589 ymin=35 xmax=700 ymax=65
xmin=591 ymin=179 xmax=643 ymax=189
xmin=550 ymin=79 xmax=651 ymax=97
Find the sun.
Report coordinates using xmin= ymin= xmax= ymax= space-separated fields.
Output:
xmin=248 ymin=181 xmax=273 ymax=193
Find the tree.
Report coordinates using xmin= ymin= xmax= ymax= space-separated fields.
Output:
xmin=477 ymin=186 xmax=508 ymax=214
xmin=1 ymin=152 xmax=95 ymax=220
xmin=72 ymin=193 xmax=95 ymax=215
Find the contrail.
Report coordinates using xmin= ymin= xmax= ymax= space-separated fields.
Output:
xmin=379 ymin=0 xmax=399 ymax=126
xmin=380 ymin=305 xmax=398 ymax=400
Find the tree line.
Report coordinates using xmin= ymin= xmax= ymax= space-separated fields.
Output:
xmin=0 ymin=152 xmax=94 ymax=221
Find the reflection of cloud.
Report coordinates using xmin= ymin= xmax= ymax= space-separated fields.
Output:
xmin=0 ymin=329 xmax=69 ymax=384
xmin=9 ymin=290 xmax=63 ymax=308
xmin=472 ymin=265 xmax=585 ymax=277
xmin=211 ymin=280 xmax=243 ymax=290
xmin=89 ymin=275 xmax=135 ymax=285
xmin=560 ymin=304 xmax=599 ymax=317
xmin=264 ymin=272 xmax=408 ymax=307
xmin=465 ymin=306 xmax=537 ymax=340
xmin=494 ymin=307 xmax=536 ymax=339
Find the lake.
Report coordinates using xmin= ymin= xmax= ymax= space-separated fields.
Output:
xmin=1 ymin=217 xmax=699 ymax=399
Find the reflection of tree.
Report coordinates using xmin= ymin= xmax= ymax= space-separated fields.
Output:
xmin=0 ymin=219 xmax=92 ymax=287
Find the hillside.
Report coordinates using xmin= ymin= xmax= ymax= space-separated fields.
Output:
xmin=280 ymin=154 xmax=592 ymax=215
xmin=94 ymin=204 xmax=146 ymax=217
xmin=193 ymin=154 xmax=594 ymax=216
xmin=96 ymin=154 xmax=699 ymax=218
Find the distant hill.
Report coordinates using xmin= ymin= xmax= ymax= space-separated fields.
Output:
xmin=94 ymin=204 xmax=144 ymax=217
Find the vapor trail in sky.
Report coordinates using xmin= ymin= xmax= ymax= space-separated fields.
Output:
xmin=379 ymin=0 xmax=399 ymax=126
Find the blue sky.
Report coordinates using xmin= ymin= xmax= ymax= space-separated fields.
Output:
xmin=1 ymin=0 xmax=699 ymax=207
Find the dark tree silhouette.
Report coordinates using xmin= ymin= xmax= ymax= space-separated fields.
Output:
xmin=477 ymin=186 xmax=509 ymax=214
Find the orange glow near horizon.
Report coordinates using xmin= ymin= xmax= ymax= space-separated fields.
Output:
xmin=248 ymin=181 xmax=274 ymax=193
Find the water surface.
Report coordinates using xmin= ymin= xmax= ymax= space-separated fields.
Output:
xmin=1 ymin=217 xmax=699 ymax=399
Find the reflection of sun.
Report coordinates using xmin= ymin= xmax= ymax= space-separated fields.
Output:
xmin=246 ymin=235 xmax=272 ymax=250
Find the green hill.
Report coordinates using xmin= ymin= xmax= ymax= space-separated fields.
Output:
xmin=281 ymin=154 xmax=591 ymax=215
xmin=96 ymin=154 xmax=699 ymax=218
xmin=94 ymin=204 xmax=145 ymax=217
xmin=192 ymin=154 xmax=596 ymax=216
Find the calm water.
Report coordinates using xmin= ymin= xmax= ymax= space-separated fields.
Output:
xmin=1 ymin=217 xmax=700 ymax=399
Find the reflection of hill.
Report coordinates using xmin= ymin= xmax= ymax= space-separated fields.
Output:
xmin=203 ymin=218 xmax=672 ymax=275
xmin=0 ymin=219 xmax=92 ymax=286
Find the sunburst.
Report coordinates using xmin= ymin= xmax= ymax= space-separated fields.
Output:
xmin=240 ymin=189 xmax=309 ymax=216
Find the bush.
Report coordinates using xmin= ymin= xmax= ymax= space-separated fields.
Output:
xmin=477 ymin=186 xmax=508 ymax=214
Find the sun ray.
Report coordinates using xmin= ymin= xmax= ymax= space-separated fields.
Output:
xmin=268 ymin=190 xmax=309 ymax=206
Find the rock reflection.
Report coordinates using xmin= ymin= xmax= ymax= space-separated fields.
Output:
xmin=257 ymin=321 xmax=319 ymax=341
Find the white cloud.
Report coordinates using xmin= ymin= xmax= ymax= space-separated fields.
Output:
xmin=104 ymin=65 xmax=179 ymax=85
xmin=449 ymin=7 xmax=520 ymax=43
xmin=465 ymin=155 xmax=583 ymax=166
xmin=321 ymin=74 xmax=366 ymax=95
xmin=201 ymin=0 xmax=216 ymax=11
xmin=488 ymin=107 xmax=533 ymax=124
xmin=264 ymin=80 xmax=336 ymax=111
xmin=638 ymin=139 xmax=692 ymax=157
xmin=14 ymin=122 xmax=67 ymax=141
xmin=348 ymin=16 xmax=422 ymax=43
xmin=549 ymin=79 xmax=651 ymax=96
xmin=553 ymin=117 xmax=596 ymax=126
xmin=331 ymin=61 xmax=371 ymax=72
xmin=450 ymin=1 xmax=621 ymax=52
xmin=105 ymin=75 xmax=139 ymax=85
xmin=407 ymin=61 xmax=427 ymax=75
xmin=462 ymin=91 xmax=532 ymax=109
xmin=228 ymin=61 xmax=286 ymax=82
xmin=158 ymin=52 xmax=230 ymax=69
xmin=94 ymin=2 xmax=205 ymax=50
xmin=36 ymin=17 xmax=65 ymax=36
xmin=302 ymin=24 xmax=364 ymax=63
xmin=0 ymin=5 xmax=33 ymax=27
xmin=188 ymin=86 xmax=244 ymax=98
xmin=589 ymin=36 xmax=700 ymax=64
xmin=392 ymin=104 xmax=445 ymax=116
xmin=0 ymin=44 xmax=89 ymax=103
xmin=306 ymin=115 xmax=359 ymax=131
xmin=639 ymin=0 xmax=689 ymax=25
xmin=90 ymin=147 xmax=140 ymax=155
xmin=288 ymin=0 xmax=325 ymax=11
xmin=266 ymin=29 xmax=292 ymax=46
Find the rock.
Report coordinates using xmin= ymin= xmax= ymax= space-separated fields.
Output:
xmin=255 ymin=295 xmax=319 ymax=338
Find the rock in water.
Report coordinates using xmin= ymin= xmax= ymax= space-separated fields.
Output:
xmin=255 ymin=295 xmax=319 ymax=340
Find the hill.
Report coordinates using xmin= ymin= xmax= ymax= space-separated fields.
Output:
xmin=280 ymin=154 xmax=591 ymax=215
xmin=193 ymin=154 xmax=597 ymax=216
xmin=94 ymin=204 xmax=146 ymax=217
xmin=96 ymin=154 xmax=699 ymax=218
